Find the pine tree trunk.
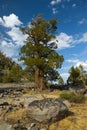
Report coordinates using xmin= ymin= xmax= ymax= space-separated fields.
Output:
xmin=35 ymin=67 xmax=40 ymax=89
xmin=34 ymin=51 xmax=40 ymax=89
xmin=34 ymin=52 xmax=45 ymax=90
xmin=35 ymin=68 xmax=45 ymax=90
xmin=40 ymin=77 xmax=45 ymax=90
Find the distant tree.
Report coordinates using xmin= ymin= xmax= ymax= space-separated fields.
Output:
xmin=0 ymin=51 xmax=24 ymax=83
xmin=19 ymin=15 xmax=64 ymax=89
xmin=67 ymin=66 xmax=86 ymax=86
xmin=0 ymin=51 xmax=15 ymax=70
xmin=58 ymin=75 xmax=64 ymax=85
xmin=79 ymin=65 xmax=87 ymax=85
xmin=2 ymin=64 xmax=23 ymax=83
xmin=0 ymin=51 xmax=15 ymax=82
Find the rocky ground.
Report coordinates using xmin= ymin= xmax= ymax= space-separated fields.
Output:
xmin=0 ymin=83 xmax=87 ymax=130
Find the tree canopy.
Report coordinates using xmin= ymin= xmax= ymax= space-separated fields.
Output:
xmin=0 ymin=51 xmax=23 ymax=83
xmin=67 ymin=65 xmax=87 ymax=86
xmin=19 ymin=15 xmax=64 ymax=89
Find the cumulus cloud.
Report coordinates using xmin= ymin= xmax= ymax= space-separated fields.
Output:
xmin=50 ymin=0 xmax=71 ymax=6
xmin=0 ymin=13 xmax=28 ymax=60
xmin=66 ymin=59 xmax=80 ymax=64
xmin=56 ymin=33 xmax=73 ymax=49
xmin=66 ymin=59 xmax=87 ymax=71
xmin=75 ymin=61 xmax=87 ymax=71
xmin=52 ymin=8 xmax=58 ymax=14
xmin=50 ymin=0 xmax=61 ymax=5
xmin=49 ymin=32 xmax=73 ymax=50
xmin=0 ymin=13 xmax=22 ymax=28
xmin=78 ymin=18 xmax=87 ymax=25
xmin=53 ymin=32 xmax=87 ymax=50
xmin=79 ymin=32 xmax=87 ymax=43
xmin=7 ymin=27 xmax=27 ymax=46
xmin=0 ymin=40 xmax=18 ymax=57
xmin=0 ymin=18 xmax=3 ymax=25
xmin=75 ymin=32 xmax=87 ymax=43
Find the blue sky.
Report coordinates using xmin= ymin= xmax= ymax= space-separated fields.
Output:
xmin=0 ymin=0 xmax=87 ymax=82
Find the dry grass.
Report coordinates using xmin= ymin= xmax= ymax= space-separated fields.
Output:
xmin=4 ymin=109 xmax=26 ymax=124
xmin=49 ymin=91 xmax=87 ymax=130
xmin=0 ymin=88 xmax=87 ymax=130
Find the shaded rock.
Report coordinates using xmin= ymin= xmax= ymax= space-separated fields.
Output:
xmin=0 ymin=102 xmax=9 ymax=106
xmin=26 ymin=98 xmax=68 ymax=123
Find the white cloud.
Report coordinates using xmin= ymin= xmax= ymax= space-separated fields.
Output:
xmin=79 ymin=32 xmax=87 ymax=43
xmin=50 ymin=0 xmax=61 ymax=5
xmin=66 ymin=59 xmax=80 ymax=64
xmin=75 ymin=61 xmax=87 ymax=71
xmin=28 ymin=22 xmax=32 ymax=28
xmin=0 ymin=13 xmax=22 ymax=28
xmin=66 ymin=59 xmax=87 ymax=71
xmin=0 ymin=40 xmax=18 ymax=57
xmin=52 ymin=8 xmax=58 ymax=14
xmin=50 ymin=0 xmax=71 ymax=6
xmin=72 ymin=4 xmax=76 ymax=7
xmin=55 ymin=31 xmax=87 ymax=50
xmin=7 ymin=27 xmax=27 ymax=46
xmin=76 ymin=32 xmax=87 ymax=43
xmin=0 ymin=18 xmax=3 ymax=25
xmin=56 ymin=32 xmax=73 ymax=49
xmin=0 ymin=13 xmax=28 ymax=59
xmin=78 ymin=18 xmax=87 ymax=25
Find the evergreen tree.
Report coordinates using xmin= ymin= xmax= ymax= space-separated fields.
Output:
xmin=58 ymin=76 xmax=64 ymax=85
xmin=79 ymin=65 xmax=87 ymax=85
xmin=2 ymin=64 xmax=23 ymax=83
xmin=67 ymin=66 xmax=86 ymax=86
xmin=0 ymin=51 xmax=24 ymax=83
xmin=0 ymin=51 xmax=15 ymax=82
xmin=19 ymin=15 xmax=64 ymax=89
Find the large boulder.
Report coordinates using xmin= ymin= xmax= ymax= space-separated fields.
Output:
xmin=26 ymin=98 xmax=68 ymax=123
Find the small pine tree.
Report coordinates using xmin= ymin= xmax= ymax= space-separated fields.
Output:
xmin=67 ymin=66 xmax=86 ymax=86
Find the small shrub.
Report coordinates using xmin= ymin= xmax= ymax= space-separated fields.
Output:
xmin=74 ymin=94 xmax=84 ymax=103
xmin=60 ymin=92 xmax=84 ymax=103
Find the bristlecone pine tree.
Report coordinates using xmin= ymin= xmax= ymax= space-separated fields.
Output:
xmin=19 ymin=15 xmax=64 ymax=89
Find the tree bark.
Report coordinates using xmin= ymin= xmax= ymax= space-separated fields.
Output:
xmin=35 ymin=67 xmax=40 ymax=89
xmin=34 ymin=51 xmax=45 ymax=90
xmin=35 ymin=68 xmax=45 ymax=90
xmin=39 ymin=77 xmax=45 ymax=90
